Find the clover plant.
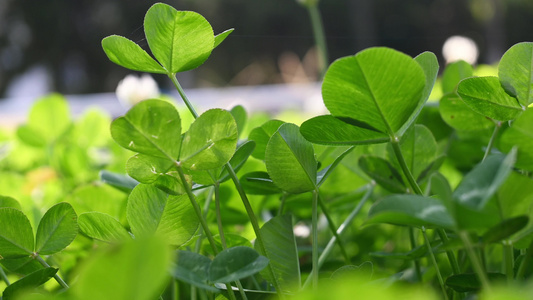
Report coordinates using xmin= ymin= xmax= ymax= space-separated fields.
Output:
xmin=2 ymin=2 xmax=533 ymax=300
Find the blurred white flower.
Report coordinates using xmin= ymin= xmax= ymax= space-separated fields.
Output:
xmin=442 ymin=35 xmax=479 ymax=65
xmin=115 ymin=74 xmax=160 ymax=107
xmin=294 ymin=222 xmax=311 ymax=238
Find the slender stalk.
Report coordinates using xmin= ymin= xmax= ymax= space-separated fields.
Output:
xmin=0 ymin=266 xmax=10 ymax=286
xmin=503 ymin=241 xmax=514 ymax=282
xmin=226 ymin=165 xmax=285 ymax=299
xmin=34 ymin=255 xmax=69 ymax=290
xmin=170 ymin=74 xmax=284 ymax=299
xmin=436 ymin=229 xmax=461 ymax=275
xmin=458 ymin=231 xmax=491 ymax=292
xmin=389 ymin=137 xmax=423 ymax=195
xmin=318 ymin=194 xmax=350 ymax=264
xmin=517 ymin=243 xmax=533 ymax=278
xmin=175 ymin=162 xmax=218 ymax=253
xmin=422 ymin=227 xmax=449 ymax=300
xmin=311 ymin=189 xmax=319 ymax=289
xmin=482 ymin=122 xmax=502 ymax=162
xmin=306 ymin=4 xmax=329 ymax=76
xmin=278 ymin=193 xmax=288 ymax=216
xmin=169 ymin=74 xmax=199 ymax=118
xmin=303 ymin=184 xmax=373 ymax=288
xmin=409 ymin=227 xmax=423 ymax=281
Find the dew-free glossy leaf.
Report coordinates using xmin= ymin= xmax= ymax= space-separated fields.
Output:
xmin=367 ymin=194 xmax=455 ymax=229
xmin=453 ymin=150 xmax=516 ymax=210
xmin=230 ymin=105 xmax=247 ymax=139
xmin=482 ymin=215 xmax=529 ymax=244
xmin=441 ymin=60 xmax=473 ymax=94
xmin=78 ymin=212 xmax=131 ymax=243
xmin=397 ymin=51 xmax=439 ymax=136
xmin=73 ymin=238 xmax=170 ymax=300
xmin=358 ymin=156 xmax=406 ymax=193
xmin=2 ymin=267 xmax=57 ymax=300
xmin=35 ymin=203 xmax=78 ymax=255
xmin=111 ymin=99 xmax=181 ymax=159
xmin=0 ymin=208 xmax=34 ymax=258
xmin=209 ymin=246 xmax=269 ymax=283
xmin=265 ymin=123 xmax=317 ymax=194
xmin=254 ymin=214 xmax=300 ymax=292
xmin=127 ymin=184 xmax=198 ymax=246
xmin=127 ymin=154 xmax=187 ymax=195
xmin=500 ymin=109 xmax=533 ymax=171
xmin=445 ymin=273 xmax=506 ymax=292
xmin=214 ymin=29 xmax=234 ymax=49
xmin=439 ymin=93 xmax=494 ymax=132
xmin=102 ymin=35 xmax=166 ymax=74
xmin=171 ymin=250 xmax=217 ymax=292
xmin=498 ymin=42 xmax=533 ymax=106
xmin=240 ymin=171 xmax=282 ymax=195
xmin=249 ymin=119 xmax=284 ymax=160
xmin=0 ymin=196 xmax=21 ymax=210
xmin=322 ymin=47 xmax=425 ymax=135
xmin=144 ymin=4 xmax=214 ymax=73
xmin=218 ymin=140 xmax=256 ymax=183
xmin=180 ymin=109 xmax=238 ymax=170
xmin=457 ymin=76 xmax=523 ymax=121
xmin=300 ymin=115 xmax=390 ymax=145
xmin=99 ymin=170 xmax=139 ymax=193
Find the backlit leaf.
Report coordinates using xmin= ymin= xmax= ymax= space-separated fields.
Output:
xmin=0 ymin=208 xmax=34 ymax=259
xmin=102 ymin=35 xmax=166 ymax=74
xmin=78 ymin=212 xmax=131 ymax=243
xmin=35 ymin=202 xmax=78 ymax=255
xmin=498 ymin=42 xmax=533 ymax=106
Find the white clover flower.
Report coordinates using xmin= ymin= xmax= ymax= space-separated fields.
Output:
xmin=442 ymin=35 xmax=479 ymax=65
xmin=115 ymin=74 xmax=160 ymax=108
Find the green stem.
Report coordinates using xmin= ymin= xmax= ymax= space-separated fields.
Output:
xmin=226 ymin=164 xmax=285 ymax=299
xmin=482 ymin=122 xmax=501 ymax=162
xmin=390 ymin=137 xmax=423 ymax=195
xmin=409 ymin=227 xmax=423 ymax=281
xmin=503 ymin=241 xmax=514 ymax=282
xmin=311 ymin=189 xmax=319 ymax=289
xmin=517 ymin=242 xmax=533 ymax=278
xmin=306 ymin=4 xmax=329 ymax=76
xmin=34 ymin=255 xmax=69 ymax=290
xmin=436 ymin=229 xmax=461 ymax=275
xmin=278 ymin=193 xmax=288 ymax=216
xmin=175 ymin=162 xmax=218 ymax=253
xmin=422 ymin=227 xmax=449 ymax=300
xmin=170 ymin=75 xmax=283 ymax=299
xmin=0 ymin=266 xmax=10 ymax=286
xmin=303 ymin=184 xmax=373 ymax=288
xmin=169 ymin=73 xmax=199 ymax=118
xmin=458 ymin=231 xmax=491 ymax=292
xmin=318 ymin=194 xmax=350 ymax=264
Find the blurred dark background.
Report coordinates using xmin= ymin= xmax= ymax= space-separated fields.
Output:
xmin=1 ymin=0 xmax=532 ymax=98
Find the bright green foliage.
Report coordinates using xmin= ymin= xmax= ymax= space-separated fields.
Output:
xmin=102 ymin=35 xmax=166 ymax=73
xmin=2 ymin=267 xmax=57 ymax=300
xmin=457 ymin=76 xmax=524 ymax=121
xmin=111 ymin=99 xmax=182 ymax=160
xmin=208 ymin=246 xmax=269 ymax=283
xmin=248 ymin=119 xmax=285 ymax=160
xmin=126 ymin=154 xmax=185 ymax=195
xmin=322 ymin=47 xmax=425 ymax=136
xmin=0 ymin=196 xmax=21 ymax=210
xmin=180 ymin=109 xmax=238 ymax=170
xmin=78 ymin=212 xmax=131 ymax=243
xmin=230 ymin=105 xmax=247 ymax=139
xmin=35 ymin=202 xmax=78 ymax=255
xmin=498 ymin=42 xmax=533 ymax=106
xmin=441 ymin=60 xmax=473 ymax=94
xmin=127 ymin=184 xmax=198 ymax=246
xmin=102 ymin=3 xmax=232 ymax=75
xmin=0 ymin=208 xmax=34 ymax=258
xmin=16 ymin=94 xmax=71 ymax=147
xmin=265 ymin=123 xmax=317 ymax=194
xmin=500 ymin=109 xmax=533 ymax=171
xmin=254 ymin=214 xmax=301 ymax=293
xmin=440 ymin=93 xmax=494 ymax=131
xmin=72 ymin=238 xmax=171 ymax=300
